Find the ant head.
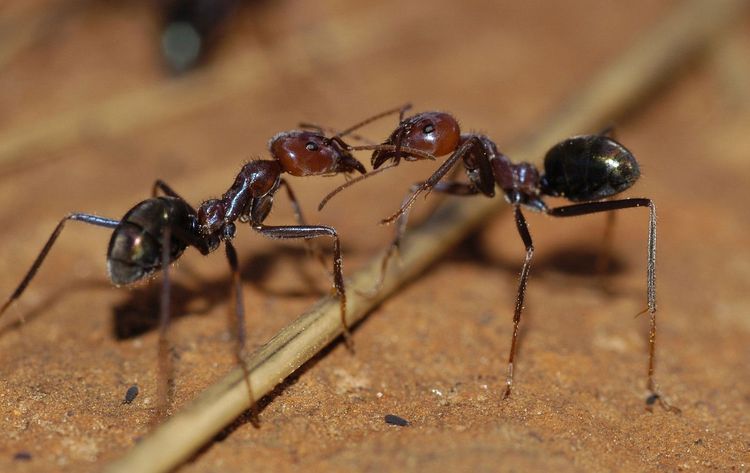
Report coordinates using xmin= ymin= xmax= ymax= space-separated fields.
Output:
xmin=197 ymin=199 xmax=225 ymax=235
xmin=372 ymin=112 xmax=460 ymax=168
xmin=270 ymin=131 xmax=366 ymax=177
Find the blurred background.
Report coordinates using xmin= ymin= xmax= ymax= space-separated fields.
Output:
xmin=0 ymin=0 xmax=749 ymax=471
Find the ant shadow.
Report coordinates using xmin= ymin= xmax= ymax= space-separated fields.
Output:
xmin=0 ymin=242 xmax=343 ymax=342
xmin=445 ymin=227 xmax=628 ymax=280
xmin=113 ymin=243 xmax=341 ymax=340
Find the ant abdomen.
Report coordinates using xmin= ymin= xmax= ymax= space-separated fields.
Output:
xmin=541 ymin=135 xmax=641 ymax=202
xmin=107 ymin=197 xmax=196 ymax=286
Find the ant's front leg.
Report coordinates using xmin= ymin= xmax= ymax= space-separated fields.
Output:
xmin=252 ymin=223 xmax=352 ymax=351
xmin=369 ymin=181 xmax=480 ymax=295
xmin=0 ymin=214 xmax=119 ymax=317
xmin=380 ymin=136 xmax=483 ymax=225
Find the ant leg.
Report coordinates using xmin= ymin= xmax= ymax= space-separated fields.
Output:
xmin=156 ymin=226 xmax=175 ymax=420
xmin=380 ymin=136 xmax=483 ymax=224
xmin=369 ymin=181 xmax=480 ymax=294
xmin=503 ymin=207 xmax=535 ymax=399
xmin=152 ymin=180 xmax=186 ymax=200
xmin=252 ymin=224 xmax=352 ymax=351
xmin=546 ymin=198 xmax=676 ymax=411
xmin=224 ymin=240 xmax=260 ymax=426
xmin=595 ymin=211 xmax=617 ymax=275
xmin=0 ymin=214 xmax=119 ymax=318
xmin=598 ymin=124 xmax=617 ymax=138
xmin=224 ymin=241 xmax=247 ymax=357
xmin=278 ymin=179 xmax=328 ymax=272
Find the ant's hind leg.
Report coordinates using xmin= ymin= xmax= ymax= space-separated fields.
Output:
xmin=596 ymin=211 xmax=617 ymax=276
xmin=546 ymin=198 xmax=677 ymax=412
xmin=223 ymin=240 xmax=260 ymax=426
xmin=152 ymin=180 xmax=186 ymax=200
xmin=253 ymin=224 xmax=352 ymax=351
xmin=0 ymin=214 xmax=119 ymax=318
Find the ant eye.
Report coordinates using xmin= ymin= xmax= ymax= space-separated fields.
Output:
xmin=305 ymin=141 xmax=319 ymax=152
xmin=423 ymin=123 xmax=435 ymax=134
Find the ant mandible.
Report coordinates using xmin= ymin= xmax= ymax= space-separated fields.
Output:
xmin=0 ymin=129 xmax=366 ymax=401
xmin=319 ymin=105 xmax=674 ymax=410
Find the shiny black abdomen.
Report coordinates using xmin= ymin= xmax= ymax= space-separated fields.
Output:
xmin=107 ymin=197 xmax=196 ymax=286
xmin=541 ymin=135 xmax=640 ymax=202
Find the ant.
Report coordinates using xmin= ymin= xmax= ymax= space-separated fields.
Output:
xmin=319 ymin=105 xmax=676 ymax=410
xmin=0 ymin=128 xmax=366 ymax=413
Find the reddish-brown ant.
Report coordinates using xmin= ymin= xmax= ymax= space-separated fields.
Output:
xmin=320 ymin=106 xmax=675 ymax=410
xmin=0 ymin=129 xmax=366 ymax=412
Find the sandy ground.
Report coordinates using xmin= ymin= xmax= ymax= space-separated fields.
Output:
xmin=0 ymin=0 xmax=749 ymax=471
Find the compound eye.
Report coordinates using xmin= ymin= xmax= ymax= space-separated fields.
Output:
xmin=305 ymin=141 xmax=319 ymax=152
xmin=422 ymin=122 xmax=435 ymax=135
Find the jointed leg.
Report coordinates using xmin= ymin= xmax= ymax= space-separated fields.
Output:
xmin=224 ymin=239 xmax=260 ymax=425
xmin=156 ymin=226 xmax=174 ymax=420
xmin=370 ymin=181 xmax=480 ymax=294
xmin=503 ymin=207 xmax=535 ymax=399
xmin=546 ymin=198 xmax=674 ymax=410
xmin=253 ymin=224 xmax=352 ymax=350
xmin=379 ymin=136 xmax=484 ymax=224
xmin=596 ymin=211 xmax=617 ymax=275
xmin=224 ymin=241 xmax=247 ymax=357
xmin=279 ymin=179 xmax=328 ymax=272
xmin=152 ymin=180 xmax=186 ymax=200
xmin=0 ymin=214 xmax=119 ymax=318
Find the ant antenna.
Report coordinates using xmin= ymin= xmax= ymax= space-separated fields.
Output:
xmin=317 ymin=144 xmax=437 ymax=211
xmin=318 ymin=163 xmax=398 ymax=211
xmin=335 ymin=103 xmax=412 ymax=138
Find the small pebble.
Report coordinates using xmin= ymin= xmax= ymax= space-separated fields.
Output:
xmin=13 ymin=451 xmax=32 ymax=462
xmin=384 ymin=414 xmax=409 ymax=427
xmin=123 ymin=385 xmax=139 ymax=404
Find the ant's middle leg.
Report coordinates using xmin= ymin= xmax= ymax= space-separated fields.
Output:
xmin=252 ymin=223 xmax=352 ymax=350
xmin=0 ymin=213 xmax=119 ymax=318
xmin=596 ymin=211 xmax=617 ymax=275
xmin=155 ymin=225 xmax=174 ymax=419
xmin=278 ymin=179 xmax=328 ymax=273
